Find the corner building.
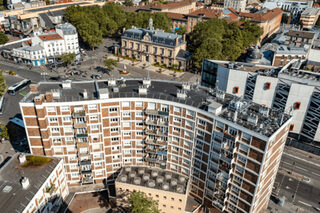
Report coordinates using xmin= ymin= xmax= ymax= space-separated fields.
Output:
xmin=20 ymin=79 xmax=291 ymax=213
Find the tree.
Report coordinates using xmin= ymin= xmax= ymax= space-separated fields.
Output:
xmin=129 ymin=191 xmax=160 ymax=213
xmin=77 ymin=17 xmax=103 ymax=50
xmin=316 ymin=16 xmax=320 ymax=28
xmin=102 ymin=3 xmax=126 ymax=30
xmin=176 ymin=26 xmax=187 ymax=35
xmin=59 ymin=53 xmax=76 ymax=66
xmin=0 ymin=32 xmax=8 ymax=45
xmin=124 ymin=0 xmax=134 ymax=6
xmin=0 ymin=70 xmax=6 ymax=96
xmin=0 ymin=123 xmax=9 ymax=140
xmin=104 ymin=56 xmax=117 ymax=71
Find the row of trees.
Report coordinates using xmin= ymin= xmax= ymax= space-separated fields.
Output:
xmin=188 ymin=19 xmax=263 ymax=69
xmin=65 ymin=3 xmax=171 ymax=49
xmin=0 ymin=32 xmax=8 ymax=45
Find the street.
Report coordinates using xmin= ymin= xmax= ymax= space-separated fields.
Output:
xmin=269 ymin=147 xmax=320 ymax=212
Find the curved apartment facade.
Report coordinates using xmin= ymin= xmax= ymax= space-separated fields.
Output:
xmin=20 ymin=79 xmax=291 ymax=213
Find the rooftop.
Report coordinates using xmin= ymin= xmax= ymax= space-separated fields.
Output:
xmin=0 ymin=154 xmax=60 ymax=213
xmin=151 ymin=0 xmax=195 ymax=10
xmin=237 ymin=8 xmax=282 ymax=22
xmin=38 ymin=32 xmax=63 ymax=41
xmin=115 ymin=166 xmax=188 ymax=194
xmin=55 ymin=23 xmax=77 ymax=35
xmin=287 ymin=30 xmax=315 ymax=39
xmin=275 ymin=44 xmax=309 ymax=55
xmin=301 ymin=7 xmax=320 ymax=16
xmin=17 ymin=45 xmax=44 ymax=52
xmin=22 ymin=78 xmax=291 ymax=137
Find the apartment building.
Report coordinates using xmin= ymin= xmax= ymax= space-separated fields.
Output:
xmin=120 ymin=18 xmax=191 ymax=71
xmin=300 ymin=8 xmax=320 ymax=30
xmin=263 ymin=0 xmax=313 ymax=18
xmin=11 ymin=23 xmax=80 ymax=66
xmin=20 ymin=77 xmax=291 ymax=213
xmin=201 ymin=59 xmax=320 ymax=146
xmin=0 ymin=153 xmax=68 ymax=213
xmin=150 ymin=0 xmax=199 ymax=14
xmin=224 ymin=0 xmax=246 ymax=12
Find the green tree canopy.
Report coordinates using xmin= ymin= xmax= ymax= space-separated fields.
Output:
xmin=129 ymin=191 xmax=160 ymax=213
xmin=176 ymin=26 xmax=187 ymax=35
xmin=0 ymin=123 xmax=9 ymax=140
xmin=316 ymin=16 xmax=320 ymax=28
xmin=104 ymin=56 xmax=117 ymax=71
xmin=188 ymin=18 xmax=262 ymax=69
xmin=0 ymin=70 xmax=6 ymax=96
xmin=124 ymin=0 xmax=134 ymax=6
xmin=0 ymin=32 xmax=8 ymax=45
xmin=59 ymin=53 xmax=76 ymax=66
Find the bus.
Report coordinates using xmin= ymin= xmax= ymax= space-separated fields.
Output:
xmin=7 ymin=79 xmax=31 ymax=96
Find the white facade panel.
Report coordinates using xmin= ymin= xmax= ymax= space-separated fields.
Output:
xmin=285 ymin=83 xmax=314 ymax=133
xmin=252 ymin=76 xmax=278 ymax=108
xmin=225 ymin=69 xmax=248 ymax=98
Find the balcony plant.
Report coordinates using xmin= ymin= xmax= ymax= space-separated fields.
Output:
xmin=46 ymin=183 xmax=55 ymax=195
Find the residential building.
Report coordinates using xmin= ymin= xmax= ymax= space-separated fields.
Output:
xmin=0 ymin=153 xmax=69 ymax=213
xmin=300 ymin=8 xmax=320 ymax=30
xmin=150 ymin=0 xmax=199 ymax=14
xmin=120 ymin=18 xmax=191 ymax=71
xmin=201 ymin=59 xmax=320 ymax=146
xmin=20 ymin=77 xmax=291 ymax=213
xmin=263 ymin=0 xmax=313 ymax=18
xmin=224 ymin=0 xmax=247 ymax=12
xmin=285 ymin=30 xmax=315 ymax=46
xmin=272 ymin=45 xmax=309 ymax=66
xmin=11 ymin=23 xmax=80 ymax=66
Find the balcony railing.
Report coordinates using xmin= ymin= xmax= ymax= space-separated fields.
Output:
xmin=72 ymin=110 xmax=86 ymax=117
xmin=82 ymin=176 xmax=94 ymax=183
xmin=81 ymin=169 xmax=92 ymax=174
xmin=75 ymin=133 xmax=88 ymax=138
xmin=80 ymin=160 xmax=91 ymax=166
xmin=145 ymin=109 xmax=169 ymax=116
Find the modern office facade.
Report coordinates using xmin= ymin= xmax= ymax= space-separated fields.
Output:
xmin=20 ymin=78 xmax=291 ymax=213
xmin=0 ymin=153 xmax=68 ymax=213
xmin=201 ymin=59 xmax=320 ymax=146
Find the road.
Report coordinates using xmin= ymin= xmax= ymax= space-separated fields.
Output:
xmin=270 ymin=147 xmax=320 ymax=212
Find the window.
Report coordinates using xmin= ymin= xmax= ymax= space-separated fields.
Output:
xmin=67 ymin=146 xmax=76 ymax=152
xmin=173 ymin=127 xmax=180 ymax=133
xmin=135 ymin=101 xmax=143 ymax=107
xmin=123 ymin=132 xmax=131 ymax=136
xmin=54 ymin=147 xmax=62 ymax=153
xmin=178 ymin=199 xmax=182 ymax=202
xmin=90 ymin=115 xmax=98 ymax=120
xmin=88 ymin=104 xmax=97 ymax=110
xmin=66 ymin=137 xmax=74 ymax=142
xmin=174 ymin=106 xmax=181 ymax=113
xmin=229 ymin=128 xmax=237 ymax=136
xmin=163 ymin=196 xmax=167 ymax=199
xmin=111 ymin=137 xmax=119 ymax=142
xmin=173 ymin=117 xmax=181 ymax=123
xmin=96 ymin=170 xmax=103 ymax=176
xmin=112 ymin=146 xmax=120 ymax=151
xmin=123 ymin=122 xmax=130 ymax=128
xmin=162 ymin=204 xmax=166 ymax=208
xmin=147 ymin=102 xmax=156 ymax=110
xmin=47 ymin=106 xmax=56 ymax=112
xmin=294 ymin=102 xmax=301 ymax=110
xmin=198 ymin=119 xmax=206 ymax=126
xmin=171 ymin=198 xmax=174 ymax=201
xmin=135 ymin=112 xmax=143 ymax=117
xmin=92 ymin=134 xmax=100 ymax=141
xmin=91 ymin=125 xmax=99 ymax=130
xmin=109 ymin=107 xmax=118 ymax=112
xmin=92 ymin=144 xmax=101 ymax=150
xmin=122 ymin=101 xmax=130 ymax=107
xmin=94 ymin=162 xmax=102 ymax=166
xmin=136 ymin=131 xmax=143 ymax=136
xmin=197 ymin=130 xmax=205 ymax=136
xmin=71 ymin=173 xmax=79 ymax=177
xmin=49 ymin=117 xmax=58 ymax=123
xmin=53 ymin=138 xmax=61 ymax=143
xmin=124 ymin=140 xmax=131 ymax=146
xmin=111 ymin=128 xmax=119 ymax=132
xmin=122 ymin=112 xmax=131 ymax=117
xmin=238 ymin=155 xmax=247 ymax=164
xmin=51 ymin=127 xmax=60 ymax=133
xmin=113 ymin=163 xmax=121 ymax=168
xmin=64 ymin=127 xmax=73 ymax=133
xmin=186 ymin=109 xmax=195 ymax=117
xmin=233 ymin=86 xmax=239 ymax=94
xmin=110 ymin=118 xmax=118 ymax=123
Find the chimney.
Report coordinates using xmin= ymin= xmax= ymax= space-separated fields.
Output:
xmin=34 ymin=94 xmax=44 ymax=105
xmin=29 ymin=84 xmax=38 ymax=92
xmin=45 ymin=92 xmax=53 ymax=102
xmin=83 ymin=89 xmax=88 ymax=99
xmin=62 ymin=80 xmax=72 ymax=89
xmin=21 ymin=177 xmax=30 ymax=190
xmin=18 ymin=154 xmax=26 ymax=165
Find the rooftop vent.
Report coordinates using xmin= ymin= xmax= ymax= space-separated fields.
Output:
xmin=143 ymin=174 xmax=150 ymax=181
xmin=228 ymin=63 xmax=234 ymax=69
xmin=62 ymin=80 xmax=71 ymax=89
xmin=108 ymin=79 xmax=117 ymax=86
xmin=21 ymin=177 xmax=30 ymax=190
xmin=247 ymin=115 xmax=258 ymax=125
xmin=165 ymin=172 xmax=172 ymax=180
xmin=162 ymin=183 xmax=169 ymax=191
xmin=113 ymin=87 xmax=119 ymax=93
xmin=151 ymin=170 xmax=158 ymax=177
xmin=182 ymin=82 xmax=191 ymax=90
xmin=156 ymin=176 xmax=164 ymax=184
xmin=143 ymin=78 xmax=151 ymax=87
xmin=179 ymin=176 xmax=186 ymax=183
xmin=129 ymin=171 xmax=136 ymax=179
xmin=83 ymin=89 xmax=88 ymax=99
xmin=120 ymin=175 xmax=127 ymax=182
xmin=134 ymin=177 xmax=141 ymax=185
xmin=216 ymin=90 xmax=225 ymax=100
xmin=148 ymin=180 xmax=155 ymax=188
xmin=51 ymin=89 xmax=60 ymax=99
xmin=259 ymin=106 xmax=269 ymax=117
xmin=171 ymin=178 xmax=178 ymax=186
xmin=125 ymin=167 xmax=131 ymax=172
xmin=139 ymin=85 xmax=147 ymax=95
xmin=177 ymin=89 xmax=187 ymax=100
xmin=176 ymin=185 xmax=184 ymax=193
xmin=138 ymin=168 xmax=145 ymax=175
xmin=18 ymin=154 xmax=26 ymax=165
xmin=98 ymin=88 xmax=109 ymax=99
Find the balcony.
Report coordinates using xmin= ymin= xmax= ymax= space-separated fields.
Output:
xmin=145 ymin=109 xmax=169 ymax=116
xmin=75 ymin=133 xmax=88 ymax=138
xmin=158 ymin=110 xmax=169 ymax=116
xmin=81 ymin=169 xmax=92 ymax=174
xmin=80 ymin=159 xmax=91 ymax=166
xmin=82 ymin=176 xmax=94 ymax=184
xmin=45 ymin=184 xmax=55 ymax=195
xmin=72 ymin=110 xmax=86 ymax=117
xmin=78 ymin=151 xmax=90 ymax=157
xmin=145 ymin=156 xmax=166 ymax=164
xmin=145 ymin=129 xmax=167 ymax=136
xmin=74 ymin=122 xmax=87 ymax=128
xmin=145 ymin=119 xmax=157 ymax=126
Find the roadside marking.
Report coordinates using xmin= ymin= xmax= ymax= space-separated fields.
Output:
xmin=296 ymin=166 xmax=307 ymax=171
xmin=312 ymin=172 xmax=320 ymax=177
xmin=298 ymin=200 xmax=312 ymax=207
xmin=283 ymin=153 xmax=320 ymax=168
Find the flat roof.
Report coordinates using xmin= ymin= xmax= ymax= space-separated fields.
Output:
xmin=0 ymin=154 xmax=60 ymax=213
xmin=22 ymin=78 xmax=291 ymax=137
xmin=115 ymin=166 xmax=188 ymax=194
xmin=26 ymin=2 xmax=90 ymax=13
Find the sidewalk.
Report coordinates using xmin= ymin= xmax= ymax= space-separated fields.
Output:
xmin=108 ymin=55 xmax=184 ymax=78
xmin=68 ymin=183 xmax=106 ymax=193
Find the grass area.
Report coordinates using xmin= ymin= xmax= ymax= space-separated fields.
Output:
xmin=22 ymin=156 xmax=53 ymax=167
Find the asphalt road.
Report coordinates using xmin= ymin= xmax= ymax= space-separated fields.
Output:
xmin=271 ymin=148 xmax=320 ymax=212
